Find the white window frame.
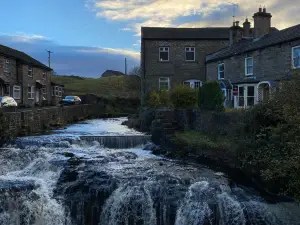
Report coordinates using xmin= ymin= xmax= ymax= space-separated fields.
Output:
xmin=28 ymin=65 xmax=33 ymax=77
xmin=292 ymin=46 xmax=300 ymax=69
xmin=159 ymin=47 xmax=169 ymax=62
xmin=28 ymin=86 xmax=35 ymax=99
xmin=245 ymin=57 xmax=253 ymax=76
xmin=13 ymin=85 xmax=21 ymax=100
xmin=236 ymin=84 xmax=256 ymax=108
xmin=4 ymin=59 xmax=10 ymax=73
xmin=159 ymin=77 xmax=170 ymax=90
xmin=183 ymin=79 xmax=202 ymax=89
xmin=185 ymin=47 xmax=195 ymax=62
xmin=218 ymin=63 xmax=225 ymax=80
xmin=58 ymin=87 xmax=62 ymax=97
xmin=55 ymin=86 xmax=59 ymax=96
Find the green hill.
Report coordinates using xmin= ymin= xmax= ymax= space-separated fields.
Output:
xmin=51 ymin=75 xmax=140 ymax=99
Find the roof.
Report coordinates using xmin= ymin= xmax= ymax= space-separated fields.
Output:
xmin=218 ymin=79 xmax=232 ymax=89
xmin=0 ymin=44 xmax=51 ymax=71
xmin=51 ymin=82 xmax=64 ymax=87
xmin=141 ymin=27 xmax=230 ymax=40
xmin=206 ymin=24 xmax=300 ymax=62
xmin=101 ymin=70 xmax=125 ymax=77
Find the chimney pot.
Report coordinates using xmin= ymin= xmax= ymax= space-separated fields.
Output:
xmin=263 ymin=7 xmax=266 ymax=13
xmin=259 ymin=7 xmax=262 ymax=12
xmin=236 ymin=21 xmax=240 ymax=26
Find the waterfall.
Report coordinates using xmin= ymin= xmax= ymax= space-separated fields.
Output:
xmin=79 ymin=135 xmax=151 ymax=149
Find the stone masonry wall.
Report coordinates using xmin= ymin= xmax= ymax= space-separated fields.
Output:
xmin=3 ymin=104 xmax=104 ymax=136
xmin=206 ymin=39 xmax=300 ymax=83
xmin=141 ymin=39 xmax=229 ymax=100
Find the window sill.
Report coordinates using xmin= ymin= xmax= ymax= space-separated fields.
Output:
xmin=158 ymin=60 xmax=171 ymax=63
xmin=28 ymin=98 xmax=34 ymax=100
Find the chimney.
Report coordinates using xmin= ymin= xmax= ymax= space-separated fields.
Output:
xmin=253 ymin=7 xmax=272 ymax=38
xmin=229 ymin=20 xmax=244 ymax=45
xmin=243 ymin=18 xmax=251 ymax=37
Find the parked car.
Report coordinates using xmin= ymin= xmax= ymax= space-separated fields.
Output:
xmin=62 ymin=96 xmax=81 ymax=105
xmin=0 ymin=96 xmax=18 ymax=107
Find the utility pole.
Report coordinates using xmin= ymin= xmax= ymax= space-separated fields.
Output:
xmin=125 ymin=58 xmax=127 ymax=75
xmin=47 ymin=50 xmax=53 ymax=68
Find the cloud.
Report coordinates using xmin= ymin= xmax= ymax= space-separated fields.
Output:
xmin=0 ymin=33 xmax=139 ymax=78
xmin=87 ymin=0 xmax=299 ymax=36
xmin=77 ymin=47 xmax=140 ymax=60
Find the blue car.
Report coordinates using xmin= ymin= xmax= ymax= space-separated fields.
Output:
xmin=62 ymin=96 xmax=81 ymax=105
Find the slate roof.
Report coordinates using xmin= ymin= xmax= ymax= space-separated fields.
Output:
xmin=141 ymin=27 xmax=230 ymax=40
xmin=0 ymin=44 xmax=51 ymax=71
xmin=206 ymin=24 xmax=300 ymax=63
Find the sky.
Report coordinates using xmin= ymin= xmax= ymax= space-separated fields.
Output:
xmin=0 ymin=0 xmax=299 ymax=78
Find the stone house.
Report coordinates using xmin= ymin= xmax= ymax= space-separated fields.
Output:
xmin=140 ymin=27 xmax=230 ymax=103
xmin=206 ymin=8 xmax=300 ymax=108
xmin=0 ymin=44 xmax=61 ymax=106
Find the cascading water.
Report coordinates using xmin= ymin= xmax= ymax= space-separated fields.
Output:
xmin=0 ymin=117 xmax=300 ymax=225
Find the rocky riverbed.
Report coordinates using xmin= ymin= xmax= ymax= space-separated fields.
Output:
xmin=0 ymin=118 xmax=299 ymax=225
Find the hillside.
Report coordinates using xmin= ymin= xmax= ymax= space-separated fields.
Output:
xmin=51 ymin=75 xmax=140 ymax=99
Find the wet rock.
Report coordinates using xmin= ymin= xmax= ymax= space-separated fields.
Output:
xmin=143 ymin=142 xmax=160 ymax=151
xmin=62 ymin=152 xmax=75 ymax=158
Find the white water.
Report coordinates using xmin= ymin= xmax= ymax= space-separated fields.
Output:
xmin=0 ymin=118 xmax=299 ymax=225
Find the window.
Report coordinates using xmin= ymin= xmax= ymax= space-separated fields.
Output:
xmin=52 ymin=86 xmax=55 ymax=96
xmin=218 ymin=63 xmax=225 ymax=79
xmin=238 ymin=86 xmax=244 ymax=107
xmin=159 ymin=47 xmax=169 ymax=61
xmin=28 ymin=66 xmax=33 ymax=77
xmin=247 ymin=86 xmax=255 ymax=106
xmin=185 ymin=47 xmax=195 ymax=61
xmin=4 ymin=59 xmax=10 ymax=73
xmin=28 ymin=86 xmax=35 ymax=99
xmin=42 ymin=72 xmax=47 ymax=80
xmin=13 ymin=86 xmax=21 ymax=100
xmin=245 ymin=57 xmax=253 ymax=76
xmin=159 ymin=77 xmax=170 ymax=90
xmin=55 ymin=86 xmax=59 ymax=96
xmin=237 ymin=85 xmax=256 ymax=108
xmin=58 ymin=87 xmax=62 ymax=97
xmin=194 ymin=81 xmax=202 ymax=89
xmin=292 ymin=46 xmax=300 ymax=68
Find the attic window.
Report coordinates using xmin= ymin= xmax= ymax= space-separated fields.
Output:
xmin=185 ymin=47 xmax=195 ymax=61
xmin=159 ymin=47 xmax=169 ymax=61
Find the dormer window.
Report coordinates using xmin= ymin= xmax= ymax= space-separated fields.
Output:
xmin=159 ymin=47 xmax=169 ymax=61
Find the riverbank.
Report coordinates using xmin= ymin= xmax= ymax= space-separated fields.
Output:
xmin=124 ymin=107 xmax=300 ymax=202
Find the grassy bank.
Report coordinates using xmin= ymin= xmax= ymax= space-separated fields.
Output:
xmin=52 ymin=75 xmax=140 ymax=99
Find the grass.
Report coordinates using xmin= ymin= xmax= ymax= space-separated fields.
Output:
xmin=174 ymin=131 xmax=233 ymax=151
xmin=51 ymin=75 xmax=140 ymax=99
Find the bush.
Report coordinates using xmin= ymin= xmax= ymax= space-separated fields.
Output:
xmin=158 ymin=89 xmax=171 ymax=107
xmin=146 ymin=90 xmax=161 ymax=108
xmin=170 ymin=86 xmax=197 ymax=108
xmin=199 ymin=81 xmax=225 ymax=111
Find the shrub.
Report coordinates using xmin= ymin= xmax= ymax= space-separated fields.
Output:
xmin=199 ymin=81 xmax=225 ymax=111
xmin=170 ymin=86 xmax=197 ymax=108
xmin=146 ymin=90 xmax=161 ymax=108
xmin=158 ymin=89 xmax=171 ymax=107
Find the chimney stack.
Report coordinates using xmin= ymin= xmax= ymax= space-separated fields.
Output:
xmin=243 ymin=18 xmax=251 ymax=37
xmin=229 ymin=20 xmax=243 ymax=45
xmin=253 ymin=7 xmax=272 ymax=38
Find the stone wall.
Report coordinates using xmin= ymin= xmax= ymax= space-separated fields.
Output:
xmin=2 ymin=104 xmax=105 ymax=136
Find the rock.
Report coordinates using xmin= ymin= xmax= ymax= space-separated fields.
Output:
xmin=143 ymin=143 xmax=160 ymax=151
xmin=62 ymin=152 xmax=75 ymax=158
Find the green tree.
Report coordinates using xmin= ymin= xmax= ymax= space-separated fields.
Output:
xmin=199 ymin=81 xmax=225 ymax=111
xmin=170 ymin=86 xmax=197 ymax=108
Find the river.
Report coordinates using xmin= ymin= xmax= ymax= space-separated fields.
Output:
xmin=0 ymin=118 xmax=299 ymax=225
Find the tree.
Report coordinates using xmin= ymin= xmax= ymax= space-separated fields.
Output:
xmin=129 ymin=66 xmax=141 ymax=76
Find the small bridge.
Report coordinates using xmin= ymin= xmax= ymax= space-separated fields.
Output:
xmin=80 ymin=135 xmax=152 ymax=149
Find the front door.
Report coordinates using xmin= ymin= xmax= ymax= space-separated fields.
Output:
xmin=36 ymin=89 xmax=40 ymax=103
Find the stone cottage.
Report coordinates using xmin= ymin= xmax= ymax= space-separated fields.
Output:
xmin=140 ymin=27 xmax=230 ymax=103
xmin=0 ymin=44 xmax=62 ymax=106
xmin=206 ymin=7 xmax=300 ymax=108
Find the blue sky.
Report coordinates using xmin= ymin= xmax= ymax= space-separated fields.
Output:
xmin=0 ymin=0 xmax=298 ymax=77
